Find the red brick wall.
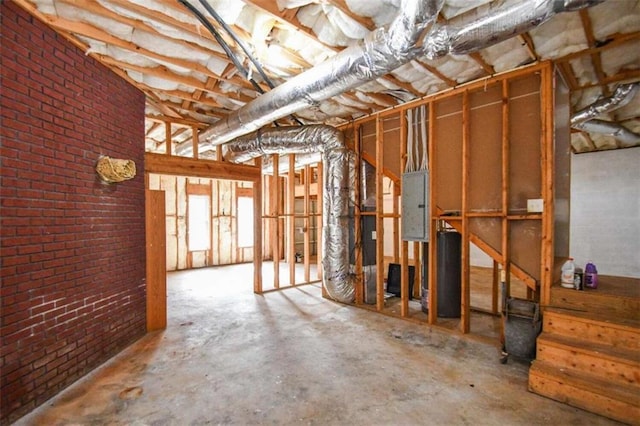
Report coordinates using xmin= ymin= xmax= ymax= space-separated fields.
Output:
xmin=0 ymin=3 xmax=147 ymax=423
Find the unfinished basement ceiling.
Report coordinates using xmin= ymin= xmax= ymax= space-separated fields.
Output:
xmin=17 ymin=0 xmax=640 ymax=154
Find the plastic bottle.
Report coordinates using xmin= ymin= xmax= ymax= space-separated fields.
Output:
xmin=560 ymin=257 xmax=576 ymax=288
xmin=574 ymin=266 xmax=584 ymax=290
xmin=584 ymin=261 xmax=598 ymax=289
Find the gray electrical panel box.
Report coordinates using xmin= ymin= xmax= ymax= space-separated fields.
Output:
xmin=402 ymin=170 xmax=429 ymax=242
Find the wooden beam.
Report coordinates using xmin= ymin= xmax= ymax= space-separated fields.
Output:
xmin=376 ymin=117 xmax=385 ymax=311
xmin=253 ymin=159 xmax=263 ymax=293
xmin=304 ymin=165 xmax=311 ymax=283
xmin=354 ymin=126 xmax=364 ymax=305
xmin=316 ymin=162 xmax=324 ymax=281
xmin=287 ymin=156 xmax=296 ymax=285
xmin=460 ymin=91 xmax=470 ymax=334
xmin=501 ymin=79 xmax=511 ymax=304
xmin=427 ymin=102 xmax=438 ymax=325
xmin=271 ymin=155 xmax=280 ymax=288
xmin=579 ymin=9 xmax=608 ymax=95
xmin=145 ymin=153 xmax=261 ymax=181
xmin=146 ymin=190 xmax=167 ymax=331
xmin=165 ymin=122 xmax=173 ymax=156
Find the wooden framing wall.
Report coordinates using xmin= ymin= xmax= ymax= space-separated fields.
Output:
xmin=147 ymin=174 xmax=255 ymax=270
xmin=145 ymin=153 xmax=263 ymax=292
xmin=339 ymin=62 xmax=566 ymax=335
xmin=261 ymin=155 xmax=323 ymax=291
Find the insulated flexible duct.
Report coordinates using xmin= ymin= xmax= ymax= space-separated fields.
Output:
xmin=191 ymin=0 xmax=604 ymax=151
xmin=198 ymin=0 xmax=444 ymax=147
xmin=223 ymin=125 xmax=355 ymax=303
xmin=421 ymin=0 xmax=605 ymax=59
xmin=571 ymin=83 xmax=640 ymax=147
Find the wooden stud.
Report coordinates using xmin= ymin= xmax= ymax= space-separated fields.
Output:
xmin=393 ymin=183 xmax=400 ymax=263
xmin=316 ymin=162 xmax=324 ymax=281
xmin=461 ymin=91 xmax=471 ymax=334
xmin=288 ymin=155 xmax=296 ymax=286
xmin=492 ymin=260 xmax=499 ymax=314
xmin=376 ymin=116 xmax=385 ymax=311
xmin=192 ymin=126 xmax=199 ymax=160
xmin=304 ymin=165 xmax=311 ymax=283
xmin=399 ymin=110 xmax=410 ymax=317
xmin=146 ymin=189 xmax=167 ymax=331
xmin=501 ymin=79 xmax=511 ymax=305
xmin=541 ymin=64 xmax=555 ymax=306
xmin=253 ymin=158 xmax=263 ymax=294
xmin=165 ymin=122 xmax=172 ymax=156
xmin=272 ymin=155 xmax=280 ymax=289
xmin=427 ymin=102 xmax=438 ymax=325
xmin=354 ymin=125 xmax=364 ymax=305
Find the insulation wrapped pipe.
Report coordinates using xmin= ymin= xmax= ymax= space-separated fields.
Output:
xmin=422 ymin=0 xmax=605 ymax=59
xmin=199 ymin=0 xmax=444 ymax=147
xmin=571 ymin=83 xmax=640 ymax=147
xmin=194 ymin=0 xmax=603 ymax=151
xmin=574 ymin=119 xmax=640 ymax=147
xmin=223 ymin=125 xmax=356 ymax=303
xmin=571 ymin=83 xmax=639 ymax=126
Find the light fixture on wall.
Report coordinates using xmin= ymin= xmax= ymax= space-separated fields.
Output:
xmin=95 ymin=156 xmax=136 ymax=183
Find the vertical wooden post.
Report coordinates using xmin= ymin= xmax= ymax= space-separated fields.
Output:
xmin=272 ymin=155 xmax=280 ymax=288
xmin=492 ymin=260 xmax=500 ymax=314
xmin=165 ymin=122 xmax=172 ymax=156
xmin=354 ymin=126 xmax=364 ymax=304
xmin=393 ymin=184 xmax=400 ymax=263
xmin=461 ymin=91 xmax=471 ymax=334
xmin=541 ymin=65 xmax=555 ymax=306
xmin=375 ymin=117 xmax=385 ymax=311
xmin=303 ymin=165 xmax=311 ymax=283
xmin=501 ymin=79 xmax=511 ymax=306
xmin=316 ymin=162 xmax=324 ymax=281
xmin=288 ymin=155 xmax=296 ymax=286
xmin=146 ymin=189 xmax=167 ymax=331
xmin=253 ymin=158 xmax=263 ymax=294
xmin=400 ymin=110 xmax=409 ymax=317
xmin=191 ymin=126 xmax=199 ymax=160
xmin=428 ymin=103 xmax=438 ymax=325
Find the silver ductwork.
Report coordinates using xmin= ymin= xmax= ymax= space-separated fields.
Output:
xmin=422 ymin=0 xmax=605 ymax=59
xmin=193 ymin=0 xmax=603 ymax=150
xmin=261 ymin=152 xmax=322 ymax=175
xmin=571 ymin=83 xmax=640 ymax=147
xmin=199 ymin=0 xmax=444 ymax=148
xmin=574 ymin=119 xmax=640 ymax=146
xmin=223 ymin=125 xmax=355 ymax=303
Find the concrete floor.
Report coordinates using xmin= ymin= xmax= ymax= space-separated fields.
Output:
xmin=16 ymin=264 xmax=621 ymax=425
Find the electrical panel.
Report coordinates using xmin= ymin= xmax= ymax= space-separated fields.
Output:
xmin=401 ymin=170 xmax=429 ymax=242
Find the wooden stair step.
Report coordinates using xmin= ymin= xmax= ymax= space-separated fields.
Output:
xmin=529 ymin=360 xmax=640 ymax=425
xmin=537 ymin=332 xmax=640 ymax=387
xmin=542 ymin=308 xmax=640 ymax=350
xmin=550 ymin=284 xmax=640 ymax=322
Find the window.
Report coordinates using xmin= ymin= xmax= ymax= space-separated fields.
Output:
xmin=188 ymin=195 xmax=210 ymax=251
xmin=237 ymin=196 xmax=253 ymax=248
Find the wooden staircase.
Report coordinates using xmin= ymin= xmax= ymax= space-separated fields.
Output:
xmin=529 ymin=276 xmax=640 ymax=424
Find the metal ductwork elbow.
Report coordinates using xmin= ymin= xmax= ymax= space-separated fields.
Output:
xmin=223 ymin=125 xmax=355 ymax=303
xmin=571 ymin=83 xmax=640 ymax=147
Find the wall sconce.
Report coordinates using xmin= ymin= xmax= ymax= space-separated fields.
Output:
xmin=95 ymin=156 xmax=136 ymax=183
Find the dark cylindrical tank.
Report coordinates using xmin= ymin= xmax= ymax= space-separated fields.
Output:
xmin=436 ymin=230 xmax=461 ymax=318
